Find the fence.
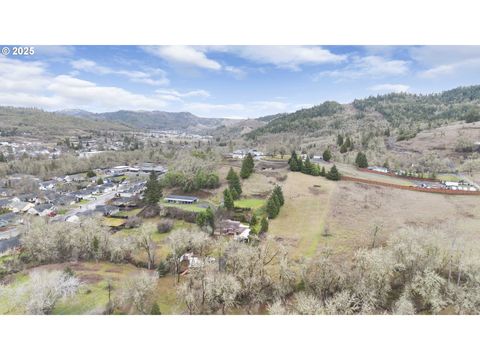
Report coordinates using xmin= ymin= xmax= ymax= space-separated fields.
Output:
xmin=357 ymin=168 xmax=440 ymax=182
xmin=341 ymin=176 xmax=480 ymax=196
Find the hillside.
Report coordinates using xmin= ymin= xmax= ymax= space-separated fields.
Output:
xmin=59 ymin=109 xmax=245 ymax=133
xmin=247 ymin=85 xmax=480 ymax=139
xmin=0 ymin=107 xmax=131 ymax=137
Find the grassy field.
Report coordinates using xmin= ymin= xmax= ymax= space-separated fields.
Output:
xmin=325 ymin=180 xmax=480 ymax=259
xmin=234 ymin=198 xmax=265 ymax=210
xmin=268 ymin=172 xmax=336 ymax=259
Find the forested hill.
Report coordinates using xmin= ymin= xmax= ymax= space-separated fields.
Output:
xmin=0 ymin=107 xmax=131 ymax=137
xmin=59 ymin=109 xmax=244 ymax=133
xmin=246 ymin=85 xmax=480 ymax=139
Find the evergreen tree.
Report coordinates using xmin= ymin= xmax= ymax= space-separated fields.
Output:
xmin=96 ymin=177 xmax=104 ymax=185
xmin=355 ymin=152 xmax=369 ymax=168
xmin=312 ymin=164 xmax=321 ymax=176
xmin=223 ymin=189 xmax=234 ymax=210
xmin=157 ymin=261 xmax=169 ymax=277
xmin=326 ymin=165 xmax=341 ymax=181
xmin=227 ymin=168 xmax=242 ymax=198
xmin=144 ymin=171 xmax=162 ymax=205
xmin=250 ymin=214 xmax=258 ymax=227
xmin=344 ymin=136 xmax=352 ymax=149
xmin=196 ymin=211 xmax=207 ymax=228
xmin=266 ymin=196 xmax=279 ymax=219
xmin=303 ymin=157 xmax=314 ymax=175
xmin=0 ymin=153 xmax=6 ymax=162
xmin=86 ymin=169 xmax=96 ymax=178
xmin=322 ymin=148 xmax=332 ymax=162
xmin=150 ymin=302 xmax=162 ymax=315
xmin=337 ymin=134 xmax=344 ymax=146
xmin=240 ymin=153 xmax=255 ymax=179
xmin=340 ymin=143 xmax=348 ymax=153
xmin=320 ymin=166 xmax=326 ymax=177
xmin=260 ymin=217 xmax=269 ymax=234
xmin=226 ymin=167 xmax=236 ymax=181
xmin=288 ymin=151 xmax=300 ymax=171
xmin=230 ymin=187 xmax=239 ymax=201
xmin=297 ymin=156 xmax=304 ymax=173
xmin=273 ymin=185 xmax=285 ymax=206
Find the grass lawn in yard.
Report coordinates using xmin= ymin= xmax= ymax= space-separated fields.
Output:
xmin=116 ymin=208 xmax=142 ymax=217
xmin=234 ymin=198 xmax=265 ymax=210
xmin=102 ymin=217 xmax=126 ymax=227
xmin=160 ymin=200 xmax=212 ymax=213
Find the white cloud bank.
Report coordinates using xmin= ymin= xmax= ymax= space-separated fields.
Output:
xmin=71 ymin=59 xmax=169 ymax=86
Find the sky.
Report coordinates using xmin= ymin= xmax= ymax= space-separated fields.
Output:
xmin=1 ymin=45 xmax=480 ymax=119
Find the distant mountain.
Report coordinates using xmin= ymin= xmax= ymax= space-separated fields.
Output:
xmin=58 ymin=109 xmax=245 ymax=133
xmin=0 ymin=107 xmax=131 ymax=137
xmin=246 ymin=85 xmax=480 ymax=139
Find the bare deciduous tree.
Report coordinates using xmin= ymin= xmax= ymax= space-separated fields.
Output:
xmin=118 ymin=271 xmax=157 ymax=314
xmin=7 ymin=270 xmax=80 ymax=314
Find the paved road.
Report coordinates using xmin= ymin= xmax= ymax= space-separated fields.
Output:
xmin=65 ymin=190 xmax=118 ymax=217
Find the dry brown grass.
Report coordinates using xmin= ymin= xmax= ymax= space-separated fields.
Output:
xmin=268 ymin=172 xmax=336 ymax=259
xmin=326 ymin=181 xmax=480 ymax=257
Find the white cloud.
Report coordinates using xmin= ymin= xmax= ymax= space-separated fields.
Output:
xmin=418 ymin=58 xmax=480 ymax=79
xmin=143 ymin=46 xmax=222 ymax=70
xmin=369 ymin=83 xmax=410 ymax=94
xmin=142 ymin=45 xmax=345 ymax=74
xmin=71 ymin=59 xmax=169 ymax=86
xmin=0 ymin=57 xmax=172 ymax=111
xmin=0 ymin=57 xmax=221 ymax=113
xmin=224 ymin=46 xmax=346 ymax=70
xmin=410 ymin=46 xmax=480 ymax=67
xmin=409 ymin=46 xmax=480 ymax=79
xmin=154 ymin=88 xmax=210 ymax=102
xmin=315 ymin=55 xmax=409 ymax=80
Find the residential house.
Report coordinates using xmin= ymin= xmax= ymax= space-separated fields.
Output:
xmin=8 ymin=200 xmax=34 ymax=213
xmin=94 ymin=205 xmax=120 ymax=216
xmin=38 ymin=180 xmax=56 ymax=191
xmin=27 ymin=203 xmax=56 ymax=217
xmin=179 ymin=252 xmax=215 ymax=269
xmin=218 ymin=219 xmax=251 ymax=241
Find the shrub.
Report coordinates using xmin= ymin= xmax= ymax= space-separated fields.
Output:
xmin=157 ymin=219 xmax=174 ymax=233
xmin=124 ymin=216 xmax=142 ymax=229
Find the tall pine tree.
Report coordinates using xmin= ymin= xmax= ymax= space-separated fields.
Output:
xmin=227 ymin=167 xmax=242 ymax=199
xmin=240 ymin=153 xmax=255 ymax=179
xmin=223 ymin=188 xmax=234 ymax=210
xmin=145 ymin=171 xmax=162 ymax=205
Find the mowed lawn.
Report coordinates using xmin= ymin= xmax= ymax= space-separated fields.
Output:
xmin=235 ymin=198 xmax=265 ymax=210
xmin=268 ymin=172 xmax=336 ymax=259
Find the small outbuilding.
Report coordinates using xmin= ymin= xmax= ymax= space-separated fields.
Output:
xmin=164 ymin=195 xmax=199 ymax=204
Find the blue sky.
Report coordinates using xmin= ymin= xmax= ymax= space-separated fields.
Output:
xmin=1 ymin=45 xmax=480 ymax=118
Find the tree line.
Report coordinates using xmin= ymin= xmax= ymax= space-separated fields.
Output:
xmin=288 ymin=151 xmax=341 ymax=181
